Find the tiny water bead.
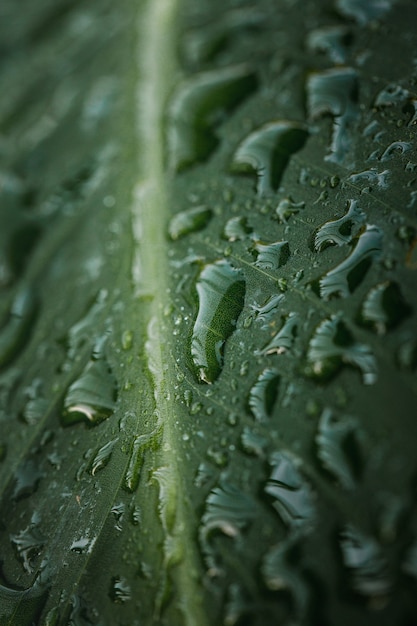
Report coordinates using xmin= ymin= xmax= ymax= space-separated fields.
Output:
xmin=307 ymin=67 xmax=358 ymax=165
xmin=61 ymin=357 xmax=118 ymax=427
xmin=190 ymin=260 xmax=246 ymax=383
xmin=166 ymin=64 xmax=258 ymax=171
xmin=230 ymin=121 xmax=308 ymax=195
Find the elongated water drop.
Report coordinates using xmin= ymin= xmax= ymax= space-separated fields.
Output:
xmin=167 ymin=65 xmax=257 ymax=171
xmin=248 ymin=368 xmax=280 ymax=421
xmin=11 ymin=523 xmax=46 ymax=573
xmin=61 ymin=357 xmax=117 ymax=427
xmin=257 ymin=312 xmax=299 ymax=356
xmin=124 ymin=431 xmax=159 ymax=492
xmin=191 ymin=260 xmax=245 ymax=383
xmin=307 ymin=68 xmax=358 ymax=165
xmin=90 ymin=438 xmax=118 ymax=475
xmin=316 ymin=225 xmax=383 ymax=299
xmin=168 ymin=205 xmax=212 ymax=240
xmin=231 ymin=121 xmax=308 ymax=194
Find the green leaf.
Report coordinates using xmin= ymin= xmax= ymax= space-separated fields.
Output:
xmin=1 ymin=0 xmax=417 ymax=624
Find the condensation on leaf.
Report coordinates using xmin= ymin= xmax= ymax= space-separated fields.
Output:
xmin=247 ymin=368 xmax=280 ymax=421
xmin=257 ymin=313 xmax=299 ymax=356
xmin=314 ymin=199 xmax=366 ymax=251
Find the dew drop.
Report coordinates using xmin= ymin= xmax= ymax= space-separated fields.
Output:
xmin=306 ymin=314 xmax=377 ymax=384
xmin=190 ymin=260 xmax=245 ymax=383
xmin=359 ymin=281 xmax=411 ymax=333
xmin=168 ymin=205 xmax=212 ymax=240
xmin=90 ymin=438 xmax=118 ymax=475
xmin=275 ymin=197 xmax=305 ymax=223
xmin=250 ymin=293 xmax=284 ymax=327
xmin=316 ymin=408 xmax=363 ymax=489
xmin=307 ymin=67 xmax=358 ymax=165
xmin=340 ymin=525 xmax=391 ymax=598
xmin=348 ymin=167 xmax=390 ymax=190
xmin=12 ymin=459 xmax=43 ymax=500
xmin=380 ymin=141 xmax=412 ymax=162
xmin=314 ymin=199 xmax=366 ymax=251
xmin=121 ymin=330 xmax=133 ymax=351
xmin=200 ymin=481 xmax=257 ymax=542
xmin=265 ymin=451 xmax=315 ymax=530
xmin=61 ymin=357 xmax=117 ymax=427
xmin=251 ymin=240 xmax=290 ymax=270
xmin=374 ymin=83 xmax=409 ymax=108
xmin=241 ymin=427 xmax=267 ymax=457
xmin=167 ymin=65 xmax=257 ymax=171
xmin=315 ymin=224 xmax=383 ymax=299
xmin=257 ymin=312 xmax=299 ymax=356
xmin=231 ymin=121 xmax=308 ymax=195
xmin=247 ymin=368 xmax=280 ymax=421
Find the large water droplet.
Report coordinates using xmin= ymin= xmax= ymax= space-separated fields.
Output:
xmin=223 ymin=216 xmax=253 ymax=242
xmin=316 ymin=408 xmax=363 ymax=489
xmin=11 ymin=522 xmax=46 ymax=573
xmin=306 ymin=314 xmax=377 ymax=384
xmin=61 ymin=357 xmax=117 ymax=427
xmin=315 ymin=224 xmax=383 ymax=299
xmin=90 ymin=438 xmax=118 ymax=475
xmin=348 ymin=168 xmax=390 ymax=190
xmin=231 ymin=121 xmax=308 ymax=195
xmin=166 ymin=65 xmax=257 ymax=171
xmin=12 ymin=459 xmax=43 ymax=500
xmin=307 ymin=68 xmax=358 ymax=165
xmin=247 ymin=368 xmax=280 ymax=421
xmin=109 ymin=576 xmax=131 ymax=604
xmin=314 ymin=199 xmax=366 ymax=251
xmin=124 ymin=431 xmax=159 ymax=493
xmin=359 ymin=281 xmax=411 ymax=334
xmin=374 ymin=83 xmax=409 ymax=108
xmin=168 ymin=205 xmax=212 ymax=240
xmin=265 ymin=451 xmax=315 ymax=530
xmin=190 ymin=260 xmax=246 ymax=383
xmin=250 ymin=293 xmax=284 ymax=327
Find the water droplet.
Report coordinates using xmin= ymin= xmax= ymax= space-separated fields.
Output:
xmin=380 ymin=141 xmax=412 ymax=162
xmin=359 ymin=281 xmax=411 ymax=333
xmin=241 ymin=427 xmax=267 ymax=457
xmin=61 ymin=357 xmax=117 ymax=427
xmin=65 ymin=290 xmax=107 ymax=361
xmin=251 ymin=240 xmax=290 ymax=270
xmin=12 ymin=459 xmax=43 ymax=500
xmin=109 ymin=576 xmax=131 ymax=604
xmin=167 ymin=65 xmax=257 ymax=171
xmin=111 ymin=503 xmax=125 ymax=531
xmin=265 ymin=451 xmax=315 ymax=530
xmin=11 ymin=523 xmax=46 ymax=573
xmin=231 ymin=121 xmax=308 ymax=195
xmin=191 ymin=260 xmax=246 ymax=383
xmin=257 ymin=312 xmax=299 ymax=356
xmin=307 ymin=67 xmax=358 ymax=165
xmin=340 ymin=525 xmax=391 ymax=598
xmin=168 ymin=205 xmax=213 ymax=240
xmin=247 ymin=368 xmax=280 ymax=421
xmin=315 ymin=224 xmax=383 ymax=299
xmin=121 ymin=330 xmax=133 ymax=350
xmin=70 ymin=537 xmax=93 ymax=554
xmin=336 ymin=0 xmax=394 ymax=24
xmin=374 ymin=83 xmax=409 ymax=108
xmin=306 ymin=25 xmax=352 ymax=64
xmin=0 ymin=286 xmax=38 ymax=370
xmin=397 ymin=339 xmax=417 ymax=370
xmin=274 ymin=197 xmax=305 ymax=222
xmin=306 ymin=314 xmax=377 ymax=384
xmin=90 ymin=438 xmax=118 ymax=475
xmin=124 ymin=431 xmax=158 ymax=493
xmin=314 ymin=199 xmax=366 ymax=251
xmin=250 ymin=293 xmax=284 ymax=327
xmin=223 ymin=216 xmax=252 ymax=241
xmin=348 ymin=167 xmax=390 ymax=191
xmin=316 ymin=408 xmax=363 ymax=489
